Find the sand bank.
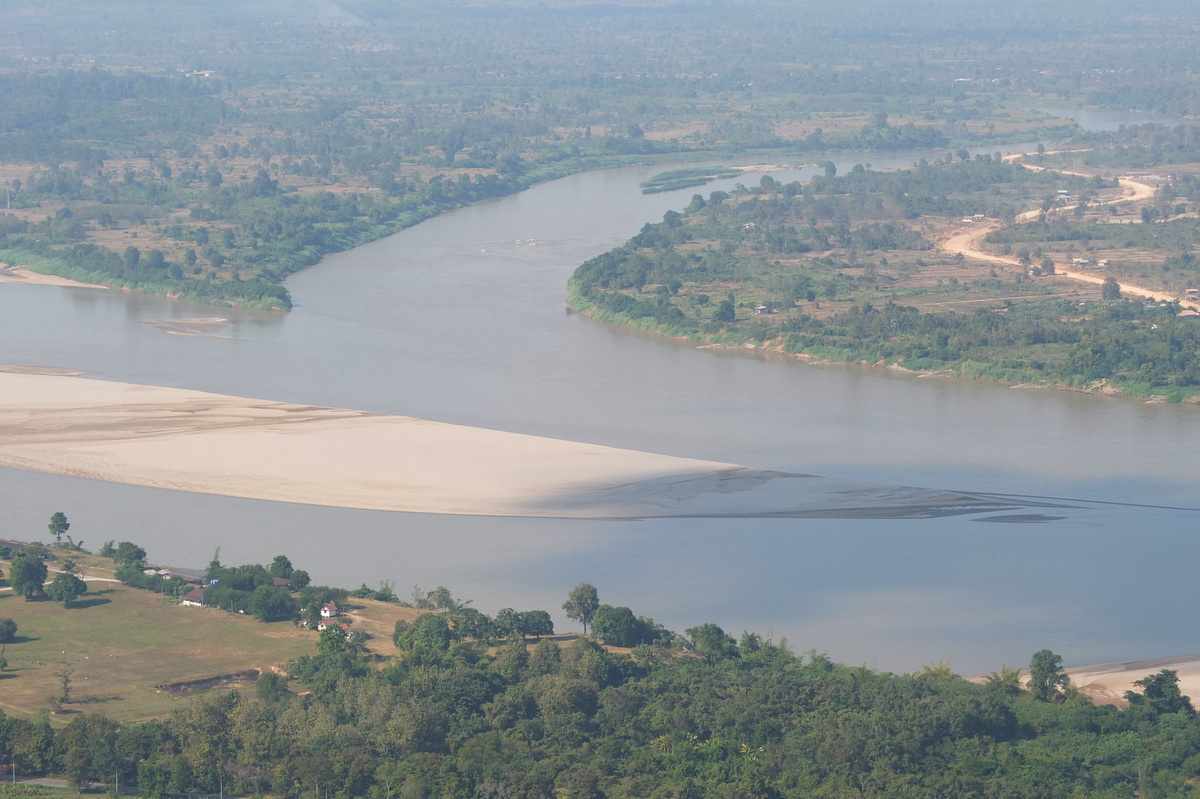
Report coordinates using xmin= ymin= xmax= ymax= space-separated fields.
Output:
xmin=0 ymin=370 xmax=1022 ymax=519
xmin=0 ymin=265 xmax=107 ymax=289
xmin=1067 ymin=655 xmax=1200 ymax=707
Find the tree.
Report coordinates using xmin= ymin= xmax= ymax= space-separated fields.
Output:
xmin=494 ymin=608 xmax=523 ymax=636
xmin=54 ymin=662 xmax=74 ymax=703
xmin=47 ymin=512 xmax=69 ymax=546
xmin=249 ymin=584 xmax=295 ymax=622
xmin=299 ymin=602 xmax=322 ymax=629
xmin=982 ymin=664 xmax=1023 ymax=696
xmin=63 ymin=747 xmax=93 ymax=790
xmin=256 ymin=671 xmax=289 ymax=703
xmin=425 ymin=586 xmax=457 ymax=611
xmin=685 ymin=623 xmax=739 ymax=662
xmin=394 ymin=614 xmax=456 ymax=663
xmin=1101 ymin=277 xmax=1121 ymax=300
xmin=268 ymin=555 xmax=293 ymax=579
xmin=563 ymin=583 xmax=600 ymax=635
xmin=0 ymin=617 xmax=16 ymax=643
xmin=346 ymin=629 xmax=370 ymax=654
xmin=1029 ymin=649 xmax=1069 ymax=702
xmin=521 ymin=610 xmax=554 ymax=639
xmin=451 ymin=606 xmax=493 ymax=641
xmin=493 ymin=635 xmax=528 ymax=682
xmin=1125 ymin=669 xmax=1194 ymax=715
xmin=318 ymin=625 xmax=350 ymax=656
xmin=592 ymin=605 xmax=639 ymax=647
xmin=46 ymin=573 xmax=88 ymax=608
xmin=113 ymin=541 xmax=147 ymax=567
xmin=9 ymin=555 xmax=48 ymax=600
xmin=289 ymin=569 xmax=311 ymax=590
xmin=714 ymin=300 xmax=736 ymax=324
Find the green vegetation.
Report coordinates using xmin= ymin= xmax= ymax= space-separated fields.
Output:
xmin=2 ymin=584 xmax=1200 ymax=796
xmin=5 ymin=538 xmax=1200 ymax=796
xmin=0 ymin=573 xmax=319 ymax=722
xmin=570 ymin=157 xmax=1200 ymax=399
xmin=641 ymin=167 xmax=740 ymax=194
xmin=0 ymin=617 xmax=16 ymax=644
xmin=0 ymin=786 xmax=88 ymax=799
xmin=980 ymin=166 xmax=1200 ymax=301
xmin=44 ymin=574 xmax=86 ymax=609
xmin=7 ymin=556 xmax=48 ymax=601
xmin=0 ymin=0 xmax=1189 ymax=309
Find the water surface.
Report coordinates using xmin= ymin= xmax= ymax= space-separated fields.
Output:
xmin=2 ymin=134 xmax=1197 ymax=673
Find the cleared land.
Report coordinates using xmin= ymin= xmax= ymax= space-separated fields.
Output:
xmin=0 ymin=553 xmax=422 ymax=722
xmin=0 ymin=574 xmax=311 ymax=722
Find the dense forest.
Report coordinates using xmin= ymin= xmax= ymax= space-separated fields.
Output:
xmin=3 ymin=542 xmax=1200 ymax=799
xmin=0 ymin=0 xmax=1197 ymax=306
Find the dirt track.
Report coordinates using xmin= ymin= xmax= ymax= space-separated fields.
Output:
xmin=938 ymin=166 xmax=1199 ymax=310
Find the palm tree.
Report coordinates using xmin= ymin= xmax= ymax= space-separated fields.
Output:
xmin=983 ymin=664 xmax=1024 ymax=696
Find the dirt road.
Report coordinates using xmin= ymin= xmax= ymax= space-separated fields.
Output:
xmin=937 ymin=166 xmax=1198 ymax=310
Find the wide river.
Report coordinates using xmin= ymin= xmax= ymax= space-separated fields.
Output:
xmin=2 ymin=129 xmax=1197 ymax=673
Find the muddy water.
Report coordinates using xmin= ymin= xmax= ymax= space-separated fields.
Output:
xmin=2 ymin=138 xmax=1197 ymax=673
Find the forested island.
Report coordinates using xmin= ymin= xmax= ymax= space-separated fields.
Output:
xmin=0 ymin=0 xmax=1194 ymax=308
xmin=569 ymin=136 xmax=1200 ymax=401
xmin=2 ymin=534 xmax=1200 ymax=798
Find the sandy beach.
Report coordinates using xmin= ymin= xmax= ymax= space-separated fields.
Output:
xmin=0 ymin=265 xmax=107 ymax=289
xmin=0 ymin=369 xmax=1022 ymax=519
xmin=1068 ymin=655 xmax=1200 ymax=707
xmin=966 ymin=655 xmax=1200 ymax=708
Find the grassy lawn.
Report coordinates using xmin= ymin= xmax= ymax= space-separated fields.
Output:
xmin=0 ymin=576 xmax=314 ymax=722
xmin=0 ymin=551 xmax=432 ymax=723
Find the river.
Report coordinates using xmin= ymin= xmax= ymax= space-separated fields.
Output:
xmin=1 ymin=129 xmax=1197 ymax=674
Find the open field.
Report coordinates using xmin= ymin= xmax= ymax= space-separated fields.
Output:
xmin=0 ymin=561 xmax=425 ymax=722
xmin=0 ymin=573 xmax=312 ymax=722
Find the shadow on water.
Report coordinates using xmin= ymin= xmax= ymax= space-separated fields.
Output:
xmin=975 ymin=514 xmax=1069 ymax=524
xmin=529 ymin=467 xmax=1076 ymax=520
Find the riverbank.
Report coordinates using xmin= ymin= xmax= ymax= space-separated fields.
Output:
xmin=566 ymin=153 xmax=1200 ymax=403
xmin=0 ymin=265 xmax=107 ymax=289
xmin=0 ymin=369 xmax=1021 ymax=519
xmin=567 ymin=281 xmax=1198 ymax=403
xmin=1067 ymin=654 xmax=1200 ymax=707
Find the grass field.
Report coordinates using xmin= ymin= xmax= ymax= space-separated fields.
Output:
xmin=0 ymin=785 xmax=86 ymax=799
xmin=0 ymin=557 xmax=420 ymax=723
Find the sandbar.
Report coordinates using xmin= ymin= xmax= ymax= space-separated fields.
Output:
xmin=1067 ymin=655 xmax=1200 ymax=707
xmin=0 ymin=265 xmax=107 ymax=289
xmin=0 ymin=370 xmax=1022 ymax=519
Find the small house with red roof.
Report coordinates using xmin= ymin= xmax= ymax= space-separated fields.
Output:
xmin=317 ymin=619 xmax=352 ymax=633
